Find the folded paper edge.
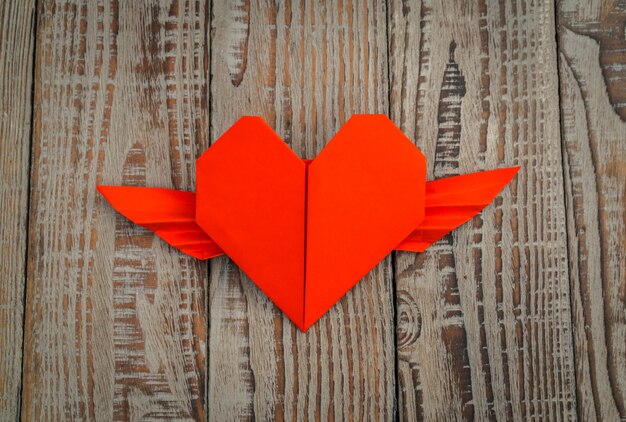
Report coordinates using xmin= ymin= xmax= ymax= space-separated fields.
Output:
xmin=97 ymin=185 xmax=224 ymax=260
xmin=395 ymin=166 xmax=520 ymax=252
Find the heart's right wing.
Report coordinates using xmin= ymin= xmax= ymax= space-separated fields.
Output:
xmin=97 ymin=186 xmax=224 ymax=260
xmin=396 ymin=166 xmax=520 ymax=252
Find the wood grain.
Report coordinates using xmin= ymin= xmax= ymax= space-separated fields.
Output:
xmin=208 ymin=1 xmax=395 ymax=420
xmin=558 ymin=1 xmax=626 ymax=420
xmin=0 ymin=1 xmax=35 ymax=420
xmin=4 ymin=0 xmax=624 ymax=419
xmin=21 ymin=0 xmax=209 ymax=420
xmin=388 ymin=0 xmax=577 ymax=419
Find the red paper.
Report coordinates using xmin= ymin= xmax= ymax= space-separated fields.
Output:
xmin=304 ymin=116 xmax=426 ymax=328
xmin=96 ymin=186 xmax=223 ymax=259
xmin=98 ymin=115 xmax=519 ymax=331
xmin=195 ymin=117 xmax=307 ymax=329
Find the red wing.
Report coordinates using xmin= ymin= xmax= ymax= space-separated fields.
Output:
xmin=97 ymin=186 xmax=224 ymax=259
xmin=98 ymin=167 xmax=519 ymax=258
xmin=396 ymin=166 xmax=520 ymax=252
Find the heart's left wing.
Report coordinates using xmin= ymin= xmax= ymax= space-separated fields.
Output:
xmin=97 ymin=186 xmax=224 ymax=259
xmin=396 ymin=166 xmax=520 ymax=252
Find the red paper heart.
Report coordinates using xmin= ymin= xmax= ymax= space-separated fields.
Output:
xmin=98 ymin=115 xmax=519 ymax=331
xmin=196 ymin=116 xmax=426 ymax=330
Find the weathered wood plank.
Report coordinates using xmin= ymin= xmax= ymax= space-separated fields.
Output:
xmin=388 ymin=0 xmax=577 ymax=419
xmin=208 ymin=1 xmax=395 ymax=420
xmin=558 ymin=1 xmax=626 ymax=420
xmin=21 ymin=0 xmax=210 ymax=419
xmin=0 ymin=1 xmax=35 ymax=420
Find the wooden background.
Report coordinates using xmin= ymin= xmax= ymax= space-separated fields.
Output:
xmin=1 ymin=0 xmax=624 ymax=420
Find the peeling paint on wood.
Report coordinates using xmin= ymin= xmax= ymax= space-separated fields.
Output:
xmin=0 ymin=1 xmax=35 ymax=420
xmin=558 ymin=0 xmax=626 ymax=418
xmin=389 ymin=0 xmax=577 ymax=420
xmin=21 ymin=0 xmax=209 ymax=420
xmin=3 ymin=0 xmax=624 ymax=419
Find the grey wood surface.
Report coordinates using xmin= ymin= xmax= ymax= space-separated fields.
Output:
xmin=558 ymin=1 xmax=626 ymax=420
xmin=389 ymin=1 xmax=576 ymax=420
xmin=0 ymin=0 xmax=624 ymax=420
xmin=0 ymin=1 xmax=35 ymax=420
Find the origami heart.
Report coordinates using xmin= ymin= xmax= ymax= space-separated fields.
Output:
xmin=98 ymin=115 xmax=519 ymax=331
xmin=195 ymin=116 xmax=425 ymax=330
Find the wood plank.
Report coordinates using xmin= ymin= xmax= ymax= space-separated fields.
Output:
xmin=21 ymin=1 xmax=210 ymax=419
xmin=0 ymin=1 xmax=35 ymax=419
xmin=388 ymin=0 xmax=577 ymax=419
xmin=208 ymin=1 xmax=395 ymax=419
xmin=557 ymin=1 xmax=626 ymax=420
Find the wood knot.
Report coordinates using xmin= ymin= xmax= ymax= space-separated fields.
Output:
xmin=396 ymin=290 xmax=422 ymax=348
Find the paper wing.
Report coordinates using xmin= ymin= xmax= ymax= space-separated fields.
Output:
xmin=97 ymin=186 xmax=224 ymax=260
xmin=396 ymin=166 xmax=520 ymax=252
